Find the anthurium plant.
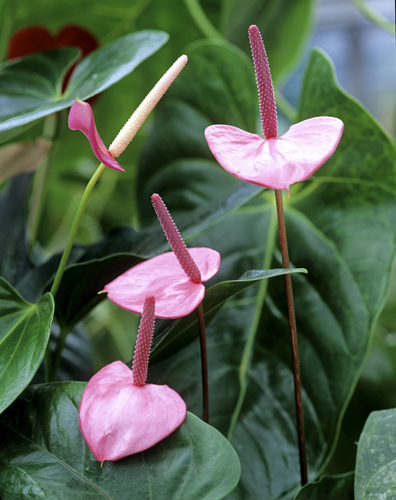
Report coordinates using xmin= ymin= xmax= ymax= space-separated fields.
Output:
xmin=0 ymin=1 xmax=395 ymax=499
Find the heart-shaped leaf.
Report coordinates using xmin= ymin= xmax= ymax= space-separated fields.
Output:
xmin=0 ymin=382 xmax=240 ymax=500
xmin=0 ymin=30 xmax=168 ymax=142
xmin=0 ymin=277 xmax=54 ymax=414
xmin=355 ymin=409 xmax=396 ymax=499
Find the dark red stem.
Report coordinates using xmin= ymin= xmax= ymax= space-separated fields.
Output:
xmin=274 ymin=189 xmax=308 ymax=486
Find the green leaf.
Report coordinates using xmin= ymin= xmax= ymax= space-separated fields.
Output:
xmin=0 ymin=30 xmax=168 ymax=141
xmin=0 ymin=173 xmax=33 ymax=286
xmin=297 ymin=48 xmax=396 ymax=196
xmin=0 ymin=382 xmax=240 ymax=500
xmin=220 ymin=0 xmax=315 ymax=82
xmin=0 ymin=278 xmax=54 ymax=414
xmin=294 ymin=472 xmax=354 ymax=499
xmin=137 ymin=40 xmax=257 ymax=226
xmin=355 ymin=409 xmax=396 ymax=499
xmin=151 ymin=268 xmax=307 ymax=363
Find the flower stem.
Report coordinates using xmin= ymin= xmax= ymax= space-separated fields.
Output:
xmin=50 ymin=162 xmax=106 ymax=298
xmin=45 ymin=162 xmax=106 ymax=382
xmin=197 ymin=302 xmax=209 ymax=423
xmin=274 ymin=188 xmax=308 ymax=486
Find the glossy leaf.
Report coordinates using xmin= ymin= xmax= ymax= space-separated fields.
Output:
xmin=355 ymin=409 xmax=396 ymax=499
xmin=137 ymin=40 xmax=257 ymax=226
xmin=138 ymin=45 xmax=396 ymax=498
xmin=0 ymin=30 xmax=168 ymax=142
xmin=0 ymin=382 xmax=240 ymax=500
xmin=0 ymin=278 xmax=54 ymax=414
xmin=294 ymin=472 xmax=354 ymax=499
xmin=151 ymin=268 xmax=307 ymax=362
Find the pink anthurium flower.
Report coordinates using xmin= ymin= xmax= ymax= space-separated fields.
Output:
xmin=79 ymin=296 xmax=186 ymax=463
xmin=104 ymin=194 xmax=221 ymax=318
xmin=68 ymin=99 xmax=125 ymax=171
xmin=205 ymin=25 xmax=344 ymax=192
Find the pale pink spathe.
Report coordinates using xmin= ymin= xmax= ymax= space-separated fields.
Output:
xmin=205 ymin=117 xmax=344 ymax=192
xmin=104 ymin=248 xmax=221 ymax=318
xmin=68 ymin=100 xmax=125 ymax=171
xmin=79 ymin=361 xmax=187 ymax=462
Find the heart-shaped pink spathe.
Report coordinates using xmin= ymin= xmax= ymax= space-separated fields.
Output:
xmin=104 ymin=247 xmax=221 ymax=318
xmin=68 ymin=100 xmax=125 ymax=172
xmin=79 ymin=361 xmax=187 ymax=462
xmin=205 ymin=116 xmax=344 ymax=192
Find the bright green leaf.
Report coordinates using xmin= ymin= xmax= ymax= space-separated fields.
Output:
xmin=0 ymin=278 xmax=54 ymax=414
xmin=0 ymin=382 xmax=240 ymax=500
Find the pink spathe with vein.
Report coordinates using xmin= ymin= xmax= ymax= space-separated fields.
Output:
xmin=205 ymin=25 xmax=344 ymax=192
xmin=104 ymin=194 xmax=220 ymax=318
xmin=79 ymin=296 xmax=186 ymax=463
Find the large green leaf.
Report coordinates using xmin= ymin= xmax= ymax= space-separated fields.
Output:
xmin=0 ymin=278 xmax=54 ymax=414
xmin=137 ymin=40 xmax=257 ymax=226
xmin=0 ymin=382 xmax=240 ymax=500
xmin=151 ymin=268 xmax=307 ymax=363
xmin=355 ymin=409 xmax=396 ymax=500
xmin=294 ymin=472 xmax=354 ymax=499
xmin=137 ymin=44 xmax=396 ymax=498
xmin=0 ymin=30 xmax=168 ymax=141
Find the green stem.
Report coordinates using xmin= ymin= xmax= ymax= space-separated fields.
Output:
xmin=197 ymin=302 xmax=209 ymax=423
xmin=0 ymin=0 xmax=16 ymax=63
xmin=50 ymin=162 xmax=106 ymax=298
xmin=28 ymin=113 xmax=63 ymax=253
xmin=183 ymin=0 xmax=224 ymax=40
xmin=274 ymin=189 xmax=307 ymax=486
xmin=351 ymin=0 xmax=395 ymax=34
xmin=227 ymin=206 xmax=278 ymax=441
xmin=45 ymin=162 xmax=107 ymax=382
